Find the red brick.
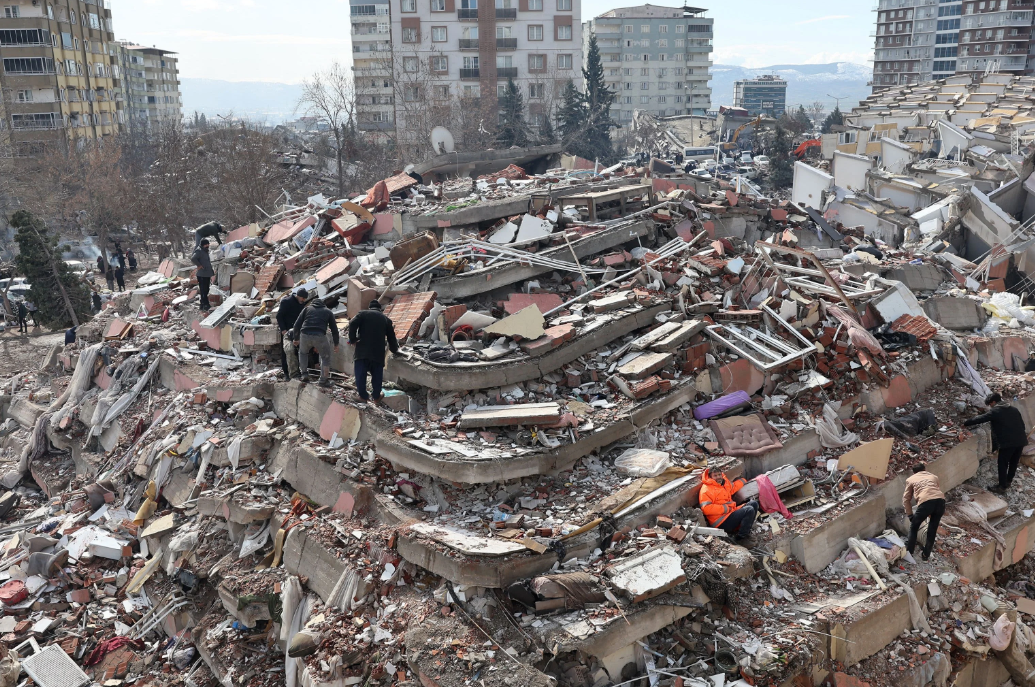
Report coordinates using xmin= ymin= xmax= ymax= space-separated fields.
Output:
xmin=441 ymin=304 xmax=467 ymax=330
xmin=383 ymin=292 xmax=437 ymax=342
xmin=627 ymin=376 xmax=661 ymax=399
xmin=656 ymin=515 xmax=673 ymax=528
xmin=666 ymin=526 xmax=687 ymax=542
xmin=501 ymin=293 xmax=563 ymax=315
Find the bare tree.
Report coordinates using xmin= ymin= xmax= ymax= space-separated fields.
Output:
xmin=297 ymin=62 xmax=357 ymax=198
xmin=806 ymin=101 xmax=827 ymax=129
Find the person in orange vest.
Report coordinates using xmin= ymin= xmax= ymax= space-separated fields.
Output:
xmin=698 ymin=469 xmax=757 ymax=542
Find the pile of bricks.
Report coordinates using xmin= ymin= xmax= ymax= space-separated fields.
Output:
xmin=521 ymin=323 xmax=575 ymax=356
xmin=384 ymin=291 xmax=438 ymax=342
xmin=891 ymin=313 xmax=939 ymax=344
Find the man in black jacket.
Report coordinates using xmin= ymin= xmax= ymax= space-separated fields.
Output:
xmin=964 ymin=392 xmax=1029 ymax=492
xmin=191 ymin=239 xmax=215 ymax=311
xmin=276 ymin=288 xmax=308 ymax=379
xmin=292 ymin=298 xmax=339 ymax=387
xmin=348 ymin=300 xmax=399 ymax=403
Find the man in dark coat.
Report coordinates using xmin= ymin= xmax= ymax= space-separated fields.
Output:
xmin=191 ymin=239 xmax=215 ymax=311
xmin=194 ymin=221 xmax=224 ymax=248
xmin=964 ymin=392 xmax=1029 ymax=492
xmin=15 ymin=301 xmax=27 ymax=334
xmin=347 ymin=300 xmax=399 ymax=403
xmin=126 ymin=249 xmax=138 ymax=272
xmin=292 ymin=298 xmax=339 ymax=387
xmin=96 ymin=254 xmax=106 ymax=274
xmin=114 ymin=264 xmax=126 ymax=292
xmin=276 ymin=288 xmax=308 ymax=379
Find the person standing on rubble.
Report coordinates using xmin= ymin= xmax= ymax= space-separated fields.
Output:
xmin=277 ymin=288 xmax=308 ymax=379
xmin=292 ymin=297 xmax=339 ymax=387
xmin=903 ymin=463 xmax=945 ymax=562
xmin=964 ymin=392 xmax=1028 ymax=493
xmin=191 ymin=238 xmax=215 ymax=311
xmin=114 ymin=263 xmax=126 ymax=293
xmin=15 ymin=300 xmax=27 ymax=335
xmin=348 ymin=300 xmax=399 ymax=404
xmin=96 ymin=254 xmax=106 ymax=275
xmin=698 ymin=469 xmax=757 ymax=543
xmin=126 ymin=248 xmax=137 ymax=273
xmin=92 ymin=291 xmax=102 ymax=313
xmin=104 ymin=264 xmax=115 ymax=292
xmin=194 ymin=221 xmax=225 ymax=249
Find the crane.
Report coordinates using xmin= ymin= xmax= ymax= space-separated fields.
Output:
xmin=793 ymin=139 xmax=822 ymax=160
xmin=720 ymin=114 xmax=764 ymax=153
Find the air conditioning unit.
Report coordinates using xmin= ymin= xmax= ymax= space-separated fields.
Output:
xmin=31 ymin=0 xmax=38 ymax=5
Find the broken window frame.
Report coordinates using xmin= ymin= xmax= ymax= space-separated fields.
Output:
xmin=705 ymin=304 xmax=817 ymax=371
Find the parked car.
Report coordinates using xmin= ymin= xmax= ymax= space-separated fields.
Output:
xmin=64 ymin=260 xmax=92 ymax=277
xmin=753 ymin=155 xmax=771 ymax=170
xmin=736 ymin=165 xmax=759 ymax=180
xmin=739 ymin=152 xmax=753 ymax=164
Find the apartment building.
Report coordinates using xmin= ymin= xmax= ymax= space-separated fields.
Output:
xmin=351 ymin=0 xmax=584 ymax=152
xmin=732 ymin=74 xmax=786 ymax=116
xmin=583 ymin=4 xmax=713 ymax=127
xmin=871 ymin=0 xmax=1035 ymax=92
xmin=0 ymin=0 xmax=122 ymax=154
xmin=113 ymin=42 xmax=181 ymax=133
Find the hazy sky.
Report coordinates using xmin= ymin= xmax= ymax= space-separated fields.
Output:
xmin=110 ymin=0 xmax=873 ymax=83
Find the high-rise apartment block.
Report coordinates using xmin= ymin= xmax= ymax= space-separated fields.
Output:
xmin=114 ymin=42 xmax=182 ymax=132
xmin=351 ymin=0 xmax=584 ymax=153
xmin=871 ymin=0 xmax=1034 ymax=92
xmin=732 ymin=74 xmax=786 ymax=116
xmin=583 ymin=4 xmax=713 ymax=126
xmin=0 ymin=0 xmax=122 ymax=154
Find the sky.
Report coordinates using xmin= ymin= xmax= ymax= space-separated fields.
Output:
xmin=110 ymin=0 xmax=874 ymax=84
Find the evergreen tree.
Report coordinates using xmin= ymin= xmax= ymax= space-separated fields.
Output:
xmin=496 ymin=78 xmax=529 ymax=148
xmin=11 ymin=211 xmax=91 ymax=328
xmin=822 ymin=105 xmax=844 ymax=134
xmin=794 ymin=104 xmax=812 ymax=132
xmin=538 ymin=108 xmax=557 ymax=145
xmin=582 ymin=34 xmax=617 ymax=164
xmin=556 ymin=79 xmax=586 ymax=150
xmin=768 ymin=125 xmax=794 ymax=190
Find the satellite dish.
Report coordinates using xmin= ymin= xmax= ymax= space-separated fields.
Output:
xmin=430 ymin=126 xmax=456 ymax=155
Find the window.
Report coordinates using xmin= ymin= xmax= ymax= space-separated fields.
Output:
xmin=658 ymin=39 xmax=668 ymax=47
xmin=936 ymin=18 xmax=960 ymax=29
xmin=642 ymin=53 xmax=649 ymax=61
xmin=529 ymin=54 xmax=545 ymax=70
xmin=529 ymin=24 xmax=543 ymax=39
xmin=3 ymin=58 xmax=55 ymax=74
xmin=372 ymin=111 xmax=391 ymax=122
xmin=558 ymin=53 xmax=572 ymax=69
xmin=405 ymin=86 xmax=421 ymax=101
xmin=497 ymin=26 xmax=512 ymax=37
xmin=557 ymin=0 xmax=571 ymax=9
xmin=461 ymin=0 xmax=477 ymax=7
xmin=89 ymin=13 xmax=100 ymax=29
xmin=624 ymin=82 xmax=632 ymax=90
xmin=463 ymin=55 xmax=479 ymax=68
xmin=659 ymin=81 xmax=669 ymax=90
xmin=624 ymin=24 xmax=633 ymax=32
xmin=432 ymin=26 xmax=447 ymax=41
xmin=557 ymin=24 xmax=572 ymax=39
xmin=675 ymin=67 xmax=683 ymax=75
xmin=641 ymin=81 xmax=649 ymax=89
xmin=497 ymin=55 xmax=513 ymax=67
xmin=622 ymin=96 xmax=632 ymax=104
xmin=0 ymin=30 xmax=47 ymax=46
xmin=402 ymin=27 xmax=419 ymax=41
xmin=431 ymin=55 xmax=448 ymax=71
xmin=61 ymin=32 xmax=73 ymax=49
xmin=402 ymin=0 xmax=417 ymax=10
xmin=529 ymin=0 xmax=543 ymax=8
xmin=462 ymin=25 xmax=478 ymax=38
xmin=403 ymin=56 xmax=419 ymax=71
xmin=641 ymin=24 xmax=650 ymax=32
xmin=529 ymin=82 xmax=544 ymax=98
xmin=16 ymin=90 xmax=31 ymax=103
xmin=674 ymin=39 xmax=684 ymax=47
xmin=640 ymin=95 xmax=650 ymax=103
xmin=3 ymin=5 xmax=18 ymax=18
xmin=675 ymin=95 xmax=683 ymax=102
xmin=463 ymin=84 xmax=480 ymax=97
xmin=658 ymin=96 xmax=666 ymax=103
xmin=660 ymin=53 xmax=668 ymax=61
xmin=497 ymin=83 xmax=507 ymax=97
xmin=676 ymin=24 xmax=685 ymax=32
xmin=431 ymin=0 xmax=445 ymax=9
xmin=433 ymin=85 xmax=450 ymax=99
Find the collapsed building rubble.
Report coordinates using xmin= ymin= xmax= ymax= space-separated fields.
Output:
xmin=7 ymin=129 xmax=1035 ymax=687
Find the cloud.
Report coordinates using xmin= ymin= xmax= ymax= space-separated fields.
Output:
xmin=795 ymin=14 xmax=851 ymax=25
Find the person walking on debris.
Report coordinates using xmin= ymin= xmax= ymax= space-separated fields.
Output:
xmin=96 ymin=254 xmax=106 ymax=275
xmin=348 ymin=300 xmax=399 ymax=404
xmin=903 ymin=463 xmax=945 ymax=562
xmin=114 ymin=264 xmax=126 ymax=293
xmin=15 ymin=300 xmax=27 ymax=334
xmin=964 ymin=392 xmax=1028 ymax=493
xmin=698 ymin=469 xmax=757 ymax=543
xmin=92 ymin=291 xmax=102 ymax=313
xmin=126 ymin=248 xmax=137 ymax=273
xmin=105 ymin=264 xmax=115 ymax=292
xmin=194 ymin=221 xmax=224 ymax=248
xmin=191 ymin=238 xmax=215 ymax=311
xmin=292 ymin=297 xmax=339 ymax=387
xmin=277 ymin=288 xmax=308 ymax=379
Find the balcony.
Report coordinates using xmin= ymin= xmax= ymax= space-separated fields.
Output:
xmin=457 ymin=8 xmax=478 ymax=19
xmin=495 ymin=7 xmax=517 ymax=19
xmin=359 ymin=121 xmax=395 ymax=131
xmin=459 ymin=38 xmax=479 ymax=49
xmin=460 ymin=67 xmax=481 ymax=79
xmin=496 ymin=37 xmax=517 ymax=49
xmin=497 ymin=66 xmax=518 ymax=78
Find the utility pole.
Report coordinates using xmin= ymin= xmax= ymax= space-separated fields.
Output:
xmin=827 ymin=93 xmax=849 ymax=111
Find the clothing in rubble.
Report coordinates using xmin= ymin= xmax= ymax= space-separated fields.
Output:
xmin=348 ymin=300 xmax=399 ymax=402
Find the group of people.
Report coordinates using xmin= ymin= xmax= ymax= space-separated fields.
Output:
xmin=698 ymin=391 xmax=1027 ymax=562
xmin=275 ymin=288 xmax=399 ymax=401
xmin=95 ymin=244 xmax=138 ymax=295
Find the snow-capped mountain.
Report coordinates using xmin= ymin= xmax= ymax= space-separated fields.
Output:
xmin=710 ymin=62 xmax=873 ymax=112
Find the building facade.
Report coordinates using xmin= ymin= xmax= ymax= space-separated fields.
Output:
xmin=583 ymin=4 xmax=713 ymax=126
xmin=113 ymin=42 xmax=182 ymax=132
xmin=351 ymin=0 xmax=584 ymax=154
xmin=732 ymin=74 xmax=786 ymax=116
xmin=0 ymin=0 xmax=122 ymax=154
xmin=871 ymin=0 xmax=1034 ymax=92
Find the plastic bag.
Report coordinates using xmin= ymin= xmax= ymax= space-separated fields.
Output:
xmin=988 ymin=292 xmax=1035 ymax=326
xmin=815 ymin=402 xmax=858 ymax=449
xmin=991 ymin=613 xmax=1015 ymax=652
xmin=614 ymin=448 xmax=671 ymax=477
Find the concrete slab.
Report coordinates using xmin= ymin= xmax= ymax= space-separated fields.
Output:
xmin=886 ymin=263 xmax=944 ymax=291
xmin=922 ymin=297 xmax=986 ymax=330
xmin=606 ymin=547 xmax=686 ymax=602
xmin=829 ymin=581 xmax=929 ymax=666
xmin=790 ymin=495 xmax=886 ymax=574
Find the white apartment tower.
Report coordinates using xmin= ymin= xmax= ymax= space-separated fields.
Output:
xmin=584 ymin=4 xmax=713 ymax=127
xmin=351 ymin=0 xmax=584 ymax=156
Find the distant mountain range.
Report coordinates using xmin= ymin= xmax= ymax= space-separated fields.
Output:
xmin=180 ymin=62 xmax=874 ymax=125
xmin=711 ymin=62 xmax=873 ymax=112
xmin=180 ymin=78 xmax=304 ymax=124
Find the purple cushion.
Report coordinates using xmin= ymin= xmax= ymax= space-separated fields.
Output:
xmin=693 ymin=390 xmax=751 ymax=421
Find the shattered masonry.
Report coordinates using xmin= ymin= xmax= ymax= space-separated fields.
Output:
xmin=8 ymin=87 xmax=1035 ymax=687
